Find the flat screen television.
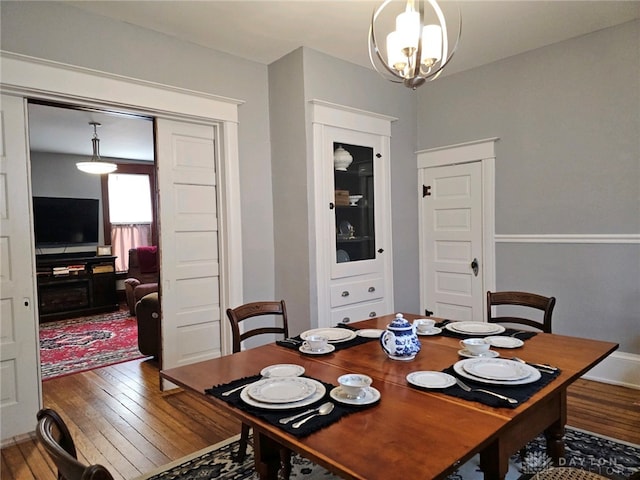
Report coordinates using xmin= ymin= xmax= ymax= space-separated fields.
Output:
xmin=33 ymin=196 xmax=100 ymax=247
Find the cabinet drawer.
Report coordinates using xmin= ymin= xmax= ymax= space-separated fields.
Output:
xmin=330 ymin=278 xmax=384 ymax=308
xmin=331 ymin=301 xmax=386 ymax=325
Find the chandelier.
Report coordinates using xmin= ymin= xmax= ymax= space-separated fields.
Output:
xmin=368 ymin=0 xmax=461 ymax=90
xmin=76 ymin=122 xmax=117 ymax=174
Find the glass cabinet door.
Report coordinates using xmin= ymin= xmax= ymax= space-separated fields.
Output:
xmin=333 ymin=141 xmax=376 ymax=266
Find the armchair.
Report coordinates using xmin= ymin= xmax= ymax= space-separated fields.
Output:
xmin=124 ymin=247 xmax=159 ymax=315
xmin=135 ymin=292 xmax=160 ymax=359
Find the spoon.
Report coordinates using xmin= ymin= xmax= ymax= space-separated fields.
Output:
xmin=279 ymin=401 xmax=333 ymax=424
xmin=292 ymin=402 xmax=335 ymax=428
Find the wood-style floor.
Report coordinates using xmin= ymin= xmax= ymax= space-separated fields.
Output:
xmin=2 ymin=358 xmax=639 ymax=480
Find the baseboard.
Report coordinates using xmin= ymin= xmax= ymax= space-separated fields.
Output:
xmin=581 ymin=351 xmax=640 ymax=389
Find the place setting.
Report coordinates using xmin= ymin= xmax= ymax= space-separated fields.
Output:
xmin=437 ymin=356 xmax=561 ymax=408
xmin=276 ymin=326 xmax=379 ymax=353
xmin=438 ymin=320 xmax=538 ymax=341
xmin=205 ymin=365 xmax=380 ymax=436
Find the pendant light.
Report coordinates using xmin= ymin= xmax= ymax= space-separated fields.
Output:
xmin=76 ymin=122 xmax=117 ymax=174
xmin=368 ymin=0 xmax=461 ymax=90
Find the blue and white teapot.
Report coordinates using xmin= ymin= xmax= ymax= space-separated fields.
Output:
xmin=380 ymin=313 xmax=421 ymax=361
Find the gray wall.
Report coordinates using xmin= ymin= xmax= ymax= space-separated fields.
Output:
xmin=268 ymin=47 xmax=420 ymax=334
xmin=30 ymin=152 xmax=106 ymax=251
xmin=416 ymin=20 xmax=640 ymax=353
xmin=1 ymin=1 xmax=276 ymax=304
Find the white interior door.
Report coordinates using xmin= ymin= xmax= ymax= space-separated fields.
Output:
xmin=420 ymin=162 xmax=484 ymax=320
xmin=0 ymin=94 xmax=41 ymax=440
xmin=156 ymin=119 xmax=222 ymax=371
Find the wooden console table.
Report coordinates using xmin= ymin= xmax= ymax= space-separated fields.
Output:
xmin=36 ymin=253 xmax=119 ymax=322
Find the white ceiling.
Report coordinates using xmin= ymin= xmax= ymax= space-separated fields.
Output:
xmin=29 ymin=1 xmax=640 ymax=160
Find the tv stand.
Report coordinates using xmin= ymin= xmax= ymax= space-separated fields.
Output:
xmin=36 ymin=253 xmax=119 ymax=322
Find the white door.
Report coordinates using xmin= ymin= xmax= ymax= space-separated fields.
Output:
xmin=420 ymin=162 xmax=484 ymax=320
xmin=156 ymin=119 xmax=222 ymax=371
xmin=0 ymin=94 xmax=41 ymax=439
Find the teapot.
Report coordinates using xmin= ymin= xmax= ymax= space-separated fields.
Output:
xmin=380 ymin=313 xmax=421 ymax=361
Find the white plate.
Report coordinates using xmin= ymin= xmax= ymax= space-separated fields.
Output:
xmin=485 ymin=336 xmax=524 ymax=349
xmin=417 ymin=327 xmax=442 ymax=336
xmin=300 ymin=328 xmax=356 ymax=343
xmin=454 ymin=359 xmax=541 ymax=386
xmin=241 ymin=379 xmax=326 ymax=410
xmin=337 ymin=249 xmax=350 ymax=263
xmin=329 ymin=386 xmax=380 ymax=406
xmin=260 ymin=364 xmax=305 ymax=378
xmin=247 ymin=377 xmax=317 ymax=404
xmin=406 ymin=371 xmax=456 ymax=389
xmin=445 ymin=322 xmax=505 ymax=335
xmin=357 ymin=329 xmax=384 ymax=338
xmin=463 ymin=358 xmax=532 ymax=381
xmin=338 ymin=220 xmax=354 ymax=235
xmin=458 ymin=349 xmax=500 ymax=359
xmin=299 ymin=344 xmax=336 ymax=355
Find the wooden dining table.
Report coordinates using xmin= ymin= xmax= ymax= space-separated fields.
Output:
xmin=160 ymin=313 xmax=618 ymax=480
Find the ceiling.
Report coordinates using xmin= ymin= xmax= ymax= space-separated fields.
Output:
xmin=29 ymin=1 xmax=640 ymax=161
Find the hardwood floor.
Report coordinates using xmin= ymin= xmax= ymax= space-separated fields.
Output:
xmin=1 ymin=358 xmax=638 ymax=480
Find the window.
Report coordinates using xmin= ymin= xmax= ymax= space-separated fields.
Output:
xmin=101 ymin=164 xmax=156 ymax=272
xmin=108 ymin=174 xmax=152 ymax=223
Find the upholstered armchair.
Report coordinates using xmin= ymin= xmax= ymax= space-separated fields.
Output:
xmin=124 ymin=247 xmax=159 ymax=315
xmin=135 ymin=292 xmax=160 ymax=359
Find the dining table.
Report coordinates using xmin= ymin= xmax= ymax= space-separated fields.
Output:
xmin=160 ymin=313 xmax=618 ymax=480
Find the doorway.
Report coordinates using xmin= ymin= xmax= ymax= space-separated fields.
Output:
xmin=417 ymin=138 xmax=497 ymax=321
xmin=0 ymin=52 xmax=242 ymax=440
xmin=28 ymin=101 xmax=159 ymax=379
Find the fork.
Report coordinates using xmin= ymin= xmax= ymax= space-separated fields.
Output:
xmin=455 ymin=378 xmax=518 ymax=405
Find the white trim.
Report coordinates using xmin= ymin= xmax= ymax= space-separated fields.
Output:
xmin=417 ymin=138 xmax=497 ymax=317
xmin=0 ymin=51 xmax=243 ymax=122
xmin=309 ymin=99 xmax=397 ymax=136
xmin=416 ymin=137 xmax=500 ymax=168
xmin=0 ymin=52 xmax=243 ymax=381
xmin=495 ymin=234 xmax=640 ymax=244
xmin=582 ymin=351 xmax=640 ymax=390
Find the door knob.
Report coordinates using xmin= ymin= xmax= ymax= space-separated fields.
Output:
xmin=471 ymin=258 xmax=479 ymax=277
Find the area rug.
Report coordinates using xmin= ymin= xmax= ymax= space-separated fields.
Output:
xmin=39 ymin=309 xmax=147 ymax=380
xmin=135 ymin=427 xmax=639 ymax=480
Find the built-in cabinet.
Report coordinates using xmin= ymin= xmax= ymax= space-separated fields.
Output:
xmin=311 ymin=101 xmax=396 ymax=327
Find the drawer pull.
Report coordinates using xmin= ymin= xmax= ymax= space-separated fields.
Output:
xmin=342 ymin=317 xmax=351 ymax=323
xmin=368 ymin=286 xmax=376 ymax=292
xmin=341 ymin=291 xmax=350 ymax=297
xmin=369 ymin=311 xmax=376 ymax=317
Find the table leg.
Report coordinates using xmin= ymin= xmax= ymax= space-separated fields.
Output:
xmin=253 ymin=430 xmax=282 ymax=480
xmin=480 ymin=440 xmax=507 ymax=480
xmin=546 ymin=389 xmax=567 ymax=465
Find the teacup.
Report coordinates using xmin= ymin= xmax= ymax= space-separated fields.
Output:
xmin=414 ymin=318 xmax=436 ymax=334
xmin=459 ymin=338 xmax=491 ymax=355
xmin=303 ymin=335 xmax=329 ymax=352
xmin=338 ymin=373 xmax=372 ymax=399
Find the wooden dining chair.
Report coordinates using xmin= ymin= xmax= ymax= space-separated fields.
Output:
xmin=225 ymin=300 xmax=291 ymax=478
xmin=487 ymin=291 xmax=556 ymax=333
xmin=36 ymin=408 xmax=115 ymax=480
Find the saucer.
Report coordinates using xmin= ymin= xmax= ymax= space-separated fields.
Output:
xmin=417 ymin=327 xmax=442 ymax=336
xmin=485 ymin=336 xmax=524 ymax=349
xmin=329 ymin=386 xmax=380 ymax=406
xmin=458 ymin=349 xmax=499 ymax=359
xmin=299 ymin=344 xmax=335 ymax=355
xmin=357 ymin=329 xmax=384 ymax=338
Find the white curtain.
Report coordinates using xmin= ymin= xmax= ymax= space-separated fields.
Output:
xmin=111 ymin=224 xmax=152 ymax=272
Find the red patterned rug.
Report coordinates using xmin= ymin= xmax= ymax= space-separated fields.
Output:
xmin=39 ymin=309 xmax=148 ymax=380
